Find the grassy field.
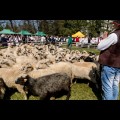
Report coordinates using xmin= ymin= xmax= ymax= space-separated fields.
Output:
xmin=9 ymin=82 xmax=100 ymax=100
xmin=62 ymin=44 xmax=100 ymax=55
xmin=1 ymin=45 xmax=120 ymax=100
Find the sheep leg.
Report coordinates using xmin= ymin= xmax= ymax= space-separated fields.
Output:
xmin=71 ymin=78 xmax=77 ymax=85
xmin=70 ymin=78 xmax=74 ymax=87
xmin=39 ymin=92 xmax=48 ymax=100
xmin=26 ymin=92 xmax=31 ymax=100
xmin=65 ymin=86 xmax=71 ymax=100
xmin=66 ymin=90 xmax=71 ymax=100
xmin=16 ymin=85 xmax=27 ymax=100
xmin=95 ymin=83 xmax=99 ymax=89
xmin=71 ymin=77 xmax=73 ymax=84
xmin=0 ymin=87 xmax=6 ymax=99
xmin=73 ymin=80 xmax=77 ymax=84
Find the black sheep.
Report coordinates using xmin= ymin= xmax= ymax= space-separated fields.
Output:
xmin=15 ymin=73 xmax=71 ymax=100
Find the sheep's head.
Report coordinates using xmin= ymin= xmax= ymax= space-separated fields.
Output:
xmin=15 ymin=74 xmax=28 ymax=85
xmin=20 ymin=63 xmax=34 ymax=73
xmin=89 ymin=67 xmax=97 ymax=84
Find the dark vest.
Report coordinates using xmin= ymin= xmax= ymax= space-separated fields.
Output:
xmin=98 ymin=29 xmax=120 ymax=68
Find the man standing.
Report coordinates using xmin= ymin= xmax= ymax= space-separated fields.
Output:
xmin=97 ymin=20 xmax=120 ymax=100
xmin=67 ymin=35 xmax=72 ymax=50
xmin=1 ymin=34 xmax=8 ymax=47
xmin=75 ymin=36 xmax=79 ymax=47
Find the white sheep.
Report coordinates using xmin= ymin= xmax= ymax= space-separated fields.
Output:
xmin=0 ymin=65 xmax=32 ymax=100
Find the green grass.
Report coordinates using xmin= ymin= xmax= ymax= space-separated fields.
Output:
xmin=62 ymin=45 xmax=100 ymax=55
xmin=9 ymin=82 xmax=99 ymax=100
xmin=8 ymin=82 xmax=120 ymax=100
xmin=0 ymin=46 xmax=8 ymax=49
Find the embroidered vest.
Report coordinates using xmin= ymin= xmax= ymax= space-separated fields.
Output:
xmin=98 ymin=29 xmax=120 ymax=68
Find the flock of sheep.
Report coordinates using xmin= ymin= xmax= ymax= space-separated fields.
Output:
xmin=0 ymin=43 xmax=100 ymax=100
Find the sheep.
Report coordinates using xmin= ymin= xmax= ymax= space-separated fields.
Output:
xmin=15 ymin=73 xmax=71 ymax=100
xmin=35 ymin=62 xmax=97 ymax=85
xmin=15 ymin=56 xmax=38 ymax=65
xmin=48 ymin=62 xmax=97 ymax=85
xmin=35 ymin=59 xmax=50 ymax=69
xmin=27 ymin=68 xmax=56 ymax=79
xmin=73 ymin=62 xmax=100 ymax=80
xmin=0 ymin=67 xmax=31 ymax=100
xmin=73 ymin=62 xmax=98 ymax=69
xmin=72 ymin=62 xmax=100 ymax=88
xmin=0 ymin=59 xmax=16 ymax=68
xmin=35 ymin=63 xmax=49 ymax=70
xmin=27 ymin=62 xmax=72 ymax=82
xmin=48 ymin=62 xmax=73 ymax=82
xmin=19 ymin=63 xmax=34 ymax=73
xmin=46 ymin=53 xmax=56 ymax=64
xmin=0 ymin=44 xmax=99 ymax=99
xmin=71 ymin=65 xmax=97 ymax=84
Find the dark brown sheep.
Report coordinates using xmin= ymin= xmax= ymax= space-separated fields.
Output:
xmin=15 ymin=73 xmax=71 ymax=100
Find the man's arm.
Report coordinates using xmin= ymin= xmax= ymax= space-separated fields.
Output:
xmin=97 ymin=33 xmax=118 ymax=51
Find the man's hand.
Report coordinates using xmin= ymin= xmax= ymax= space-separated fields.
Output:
xmin=102 ymin=31 xmax=108 ymax=39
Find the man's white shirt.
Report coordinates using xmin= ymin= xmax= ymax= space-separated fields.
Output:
xmin=97 ymin=33 xmax=118 ymax=51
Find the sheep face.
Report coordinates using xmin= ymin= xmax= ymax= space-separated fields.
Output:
xmin=15 ymin=74 xmax=28 ymax=85
xmin=20 ymin=64 xmax=34 ymax=73
xmin=89 ymin=67 xmax=97 ymax=84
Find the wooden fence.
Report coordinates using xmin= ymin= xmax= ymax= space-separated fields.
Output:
xmin=0 ymin=40 xmax=98 ymax=49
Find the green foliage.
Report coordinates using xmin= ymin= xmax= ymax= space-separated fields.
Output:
xmin=39 ymin=20 xmax=49 ymax=34
xmin=0 ymin=20 xmax=112 ymax=37
xmin=0 ymin=26 xmax=3 ymax=31
xmin=4 ymin=23 xmax=11 ymax=29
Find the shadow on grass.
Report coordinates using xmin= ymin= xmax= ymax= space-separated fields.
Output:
xmin=4 ymin=88 xmax=17 ymax=100
xmin=75 ymin=78 xmax=102 ymax=100
xmin=27 ymin=89 xmax=70 ymax=100
xmin=89 ymin=82 xmax=102 ymax=100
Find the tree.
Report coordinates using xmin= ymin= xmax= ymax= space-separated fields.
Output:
xmin=9 ymin=20 xmax=14 ymax=31
xmin=0 ymin=20 xmax=113 ymax=37
xmin=5 ymin=23 xmax=11 ymax=29
xmin=39 ymin=20 xmax=49 ymax=34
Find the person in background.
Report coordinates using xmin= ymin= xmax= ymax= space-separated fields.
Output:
xmin=75 ymin=36 xmax=79 ymax=47
xmin=97 ymin=20 xmax=120 ymax=100
xmin=1 ymin=34 xmax=8 ymax=47
xmin=67 ymin=35 xmax=72 ymax=50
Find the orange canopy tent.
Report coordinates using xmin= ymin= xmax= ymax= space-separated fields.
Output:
xmin=72 ymin=31 xmax=85 ymax=38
